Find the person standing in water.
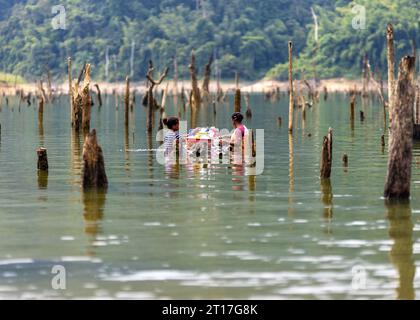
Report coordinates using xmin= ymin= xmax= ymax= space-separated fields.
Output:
xmin=230 ymin=112 xmax=248 ymax=164
xmin=163 ymin=117 xmax=180 ymax=157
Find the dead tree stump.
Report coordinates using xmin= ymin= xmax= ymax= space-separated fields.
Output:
xmin=381 ymin=134 xmax=386 ymax=147
xmin=387 ymin=24 xmax=396 ymax=124
xmin=320 ymin=128 xmax=333 ymax=179
xmin=94 ymin=84 xmax=103 ymax=107
xmin=350 ymin=94 xmax=356 ymax=121
xmin=415 ymin=85 xmax=420 ymax=124
xmin=189 ymin=51 xmax=201 ymax=109
xmin=234 ymin=72 xmax=241 ymax=113
xmin=82 ymin=129 xmax=108 ymax=189
xmin=362 ymin=55 xmax=369 ymax=98
xmin=38 ymin=97 xmax=44 ymax=127
xmin=125 ymin=76 xmax=130 ymax=127
xmin=68 ymin=57 xmax=73 ymax=125
xmin=201 ymin=54 xmax=213 ymax=100
xmin=288 ymin=41 xmax=294 ymax=133
xmin=342 ymin=153 xmax=348 ymax=166
xmin=47 ymin=71 xmax=53 ymax=102
xmin=71 ymin=63 xmax=90 ymax=132
xmin=81 ymin=64 xmax=92 ymax=133
xmin=146 ymin=61 xmax=169 ymax=133
xmin=384 ymin=56 xmax=416 ymax=200
xmin=245 ymin=93 xmax=252 ymax=118
xmin=37 ymin=147 xmax=48 ymax=171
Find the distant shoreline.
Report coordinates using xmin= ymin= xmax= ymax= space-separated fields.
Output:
xmin=1 ymin=78 xmax=379 ymax=96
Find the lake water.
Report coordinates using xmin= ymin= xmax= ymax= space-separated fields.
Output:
xmin=0 ymin=92 xmax=419 ymax=299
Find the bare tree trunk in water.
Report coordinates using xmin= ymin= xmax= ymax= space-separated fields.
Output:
xmin=189 ymin=51 xmax=201 ymax=109
xmin=320 ymin=127 xmax=333 ymax=179
xmin=384 ymin=56 xmax=416 ymax=200
xmin=234 ymin=72 xmax=241 ymax=113
xmin=201 ymin=53 xmax=213 ymax=100
xmin=387 ymin=24 xmax=395 ymax=123
xmin=82 ymin=129 xmax=108 ymax=189
xmin=288 ymin=41 xmax=294 ymax=133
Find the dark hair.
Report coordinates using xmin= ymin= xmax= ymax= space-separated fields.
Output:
xmin=231 ymin=112 xmax=244 ymax=123
xmin=163 ymin=116 xmax=179 ymax=130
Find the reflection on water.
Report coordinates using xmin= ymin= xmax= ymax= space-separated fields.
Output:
xmin=124 ymin=123 xmax=130 ymax=174
xmin=321 ymin=179 xmax=333 ymax=219
xmin=288 ymin=133 xmax=294 ymax=217
xmin=386 ymin=201 xmax=416 ymax=300
xmin=70 ymin=129 xmax=82 ymax=186
xmin=37 ymin=170 xmax=48 ymax=190
xmin=231 ymin=164 xmax=245 ymax=192
xmin=147 ymin=132 xmax=154 ymax=185
xmin=83 ymin=189 xmax=107 ymax=255
xmin=248 ymin=172 xmax=256 ymax=202
xmin=164 ymin=163 xmax=181 ymax=199
xmin=1 ymin=93 xmax=420 ymax=299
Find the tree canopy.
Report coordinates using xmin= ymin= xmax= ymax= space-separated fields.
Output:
xmin=0 ymin=0 xmax=417 ymax=82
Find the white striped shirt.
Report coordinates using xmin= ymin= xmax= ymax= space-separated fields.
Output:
xmin=164 ymin=130 xmax=180 ymax=156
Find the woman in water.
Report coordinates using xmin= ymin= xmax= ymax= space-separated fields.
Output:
xmin=230 ymin=112 xmax=248 ymax=164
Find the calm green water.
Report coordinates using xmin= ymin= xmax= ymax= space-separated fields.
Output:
xmin=0 ymin=92 xmax=419 ymax=299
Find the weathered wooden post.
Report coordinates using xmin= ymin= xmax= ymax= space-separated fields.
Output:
xmin=415 ymin=85 xmax=420 ymax=124
xmin=71 ymin=63 xmax=89 ymax=132
xmin=323 ymin=86 xmax=328 ymax=101
xmin=125 ymin=76 xmax=130 ymax=127
xmin=180 ymin=86 xmax=186 ymax=112
xmin=130 ymin=90 xmax=136 ymax=111
xmin=384 ymin=56 xmax=416 ymax=200
xmin=68 ymin=58 xmax=73 ymax=123
xmin=234 ymin=72 xmax=241 ymax=113
xmin=25 ymin=92 xmax=31 ymax=106
xmin=38 ymin=96 xmax=44 ymax=128
xmin=387 ymin=24 xmax=395 ymax=123
xmin=245 ymin=93 xmax=252 ymax=118
xmin=350 ymin=94 xmax=356 ymax=122
xmin=216 ymin=67 xmax=223 ymax=102
xmin=82 ymin=129 xmax=108 ymax=189
xmin=37 ymin=147 xmax=48 ymax=171
xmin=173 ymin=54 xmax=179 ymax=96
xmin=47 ymin=70 xmax=53 ymax=102
xmin=38 ymin=81 xmax=48 ymax=106
xmin=320 ymin=127 xmax=333 ymax=179
xmin=189 ymin=51 xmax=201 ymax=109
xmin=94 ymin=84 xmax=103 ymax=107
xmin=362 ymin=55 xmax=369 ymax=98
xmin=342 ymin=153 xmax=348 ymax=166
xmin=201 ymin=54 xmax=213 ymax=100
xmin=288 ymin=41 xmax=294 ymax=133
xmin=81 ymin=64 xmax=92 ymax=133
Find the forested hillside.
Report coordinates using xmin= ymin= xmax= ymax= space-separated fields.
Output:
xmin=0 ymin=0 xmax=417 ymax=82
